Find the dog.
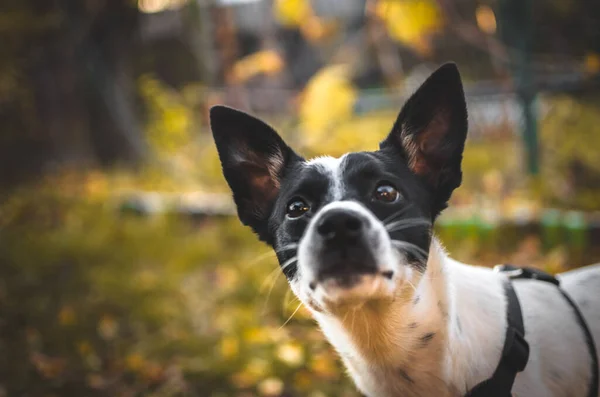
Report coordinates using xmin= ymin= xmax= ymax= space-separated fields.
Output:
xmin=210 ymin=63 xmax=600 ymax=397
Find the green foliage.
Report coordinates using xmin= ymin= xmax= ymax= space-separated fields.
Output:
xmin=540 ymin=94 xmax=600 ymax=210
xmin=139 ymin=75 xmax=195 ymax=155
xmin=0 ymin=176 xmax=360 ymax=397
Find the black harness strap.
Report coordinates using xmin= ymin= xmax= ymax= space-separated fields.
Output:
xmin=558 ymin=289 xmax=599 ymax=397
xmin=466 ymin=279 xmax=529 ymax=397
xmin=467 ymin=265 xmax=599 ymax=397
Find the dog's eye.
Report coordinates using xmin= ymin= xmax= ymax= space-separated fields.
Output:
xmin=374 ymin=184 xmax=400 ymax=203
xmin=286 ymin=198 xmax=310 ymax=218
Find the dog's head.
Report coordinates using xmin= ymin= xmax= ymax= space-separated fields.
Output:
xmin=211 ymin=63 xmax=467 ymax=313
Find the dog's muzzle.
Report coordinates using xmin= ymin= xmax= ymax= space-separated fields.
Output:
xmin=311 ymin=208 xmax=378 ymax=285
xmin=296 ymin=201 xmax=400 ymax=308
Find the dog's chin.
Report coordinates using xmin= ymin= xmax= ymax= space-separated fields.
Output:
xmin=311 ymin=273 xmax=397 ymax=312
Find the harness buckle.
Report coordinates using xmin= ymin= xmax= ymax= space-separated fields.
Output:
xmin=494 ymin=264 xmax=522 ymax=277
xmin=494 ymin=264 xmax=560 ymax=286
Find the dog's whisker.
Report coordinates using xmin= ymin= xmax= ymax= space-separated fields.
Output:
xmin=280 ymin=256 xmax=298 ymax=273
xmin=407 ymin=279 xmax=418 ymax=294
xmin=386 ymin=219 xmax=431 ymax=232
xmin=259 ymin=260 xmax=293 ymax=312
xmin=279 ymin=301 xmax=304 ymax=330
xmin=387 ymin=223 xmax=431 ymax=235
xmin=382 ymin=209 xmax=407 ymax=226
xmin=419 ymin=272 xmax=444 ymax=282
xmin=259 ymin=266 xmax=282 ymax=291
xmin=342 ymin=308 xmax=351 ymax=326
xmin=363 ymin=311 xmax=371 ymax=349
xmin=350 ymin=307 xmax=357 ymax=336
xmin=382 ymin=204 xmax=414 ymax=225
xmin=261 ymin=268 xmax=284 ymax=313
xmin=274 ymin=243 xmax=299 ymax=255
xmin=391 ymin=239 xmax=428 ymax=252
xmin=391 ymin=240 xmax=429 ymax=260
xmin=242 ymin=250 xmax=277 ymax=269
xmin=283 ymin=288 xmax=295 ymax=313
xmin=385 ymin=218 xmax=431 ymax=233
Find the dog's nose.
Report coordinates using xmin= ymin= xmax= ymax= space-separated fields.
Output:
xmin=317 ymin=210 xmax=364 ymax=242
xmin=313 ymin=209 xmax=376 ymax=281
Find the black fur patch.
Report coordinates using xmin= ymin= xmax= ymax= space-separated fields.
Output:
xmin=210 ymin=106 xmax=304 ymax=245
xmin=380 ymin=63 xmax=468 ymax=218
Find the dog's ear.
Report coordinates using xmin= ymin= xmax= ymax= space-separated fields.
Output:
xmin=380 ymin=63 xmax=468 ymax=216
xmin=210 ymin=106 xmax=303 ymax=242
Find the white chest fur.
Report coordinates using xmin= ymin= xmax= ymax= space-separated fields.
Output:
xmin=310 ymin=240 xmax=507 ymax=397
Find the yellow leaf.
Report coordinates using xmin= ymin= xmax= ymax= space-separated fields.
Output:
xmin=58 ymin=306 xmax=76 ymax=326
xmin=215 ymin=267 xmax=240 ymax=290
xmin=476 ymin=5 xmax=497 ymax=35
xmin=310 ymin=352 xmax=338 ymax=379
xmin=77 ymin=341 xmax=93 ymax=356
xmin=126 ymin=353 xmax=144 ymax=371
xmin=300 ymin=16 xmax=338 ymax=43
xmin=220 ymin=336 xmax=239 ymax=359
xmin=83 ymin=171 xmax=109 ymax=198
xmin=231 ymin=358 xmax=270 ymax=388
xmin=585 ymin=53 xmax=600 ymax=75
xmin=276 ymin=342 xmax=304 ymax=367
xmin=274 ymin=0 xmax=312 ymax=27
xmin=231 ymin=50 xmax=285 ymax=83
xmin=299 ymin=64 xmax=358 ymax=140
xmin=258 ymin=377 xmax=284 ymax=396
xmin=243 ymin=327 xmax=270 ymax=345
xmin=246 ymin=358 xmax=270 ymax=378
xmin=377 ymin=0 xmax=443 ymax=55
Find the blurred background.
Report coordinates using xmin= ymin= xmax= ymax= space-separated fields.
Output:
xmin=1 ymin=0 xmax=600 ymax=396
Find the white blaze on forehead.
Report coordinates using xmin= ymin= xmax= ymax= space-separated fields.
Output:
xmin=306 ymin=155 xmax=348 ymax=201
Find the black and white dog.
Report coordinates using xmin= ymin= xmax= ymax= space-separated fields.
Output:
xmin=210 ymin=63 xmax=600 ymax=397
